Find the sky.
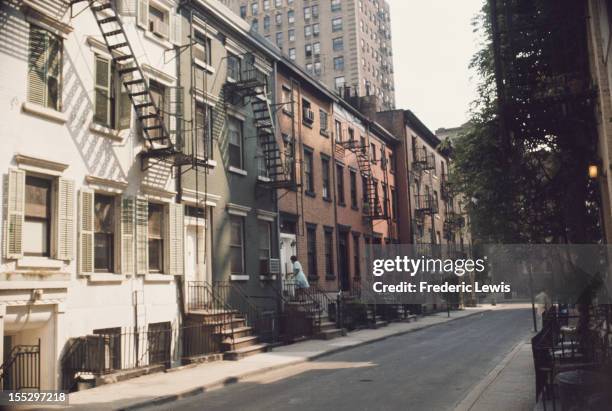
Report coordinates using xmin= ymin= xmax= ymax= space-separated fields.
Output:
xmin=387 ymin=0 xmax=484 ymax=131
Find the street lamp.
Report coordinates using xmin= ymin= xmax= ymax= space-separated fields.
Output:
xmin=588 ymin=162 xmax=600 ymax=179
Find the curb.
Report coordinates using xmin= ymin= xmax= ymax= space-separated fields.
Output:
xmin=117 ymin=309 xmax=491 ymax=411
xmin=453 ymin=338 xmax=527 ymax=411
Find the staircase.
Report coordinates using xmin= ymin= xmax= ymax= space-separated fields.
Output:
xmin=339 ymin=140 xmax=385 ymax=220
xmin=0 ymin=341 xmax=40 ymax=391
xmin=224 ymin=66 xmax=295 ymax=189
xmin=73 ymin=0 xmax=197 ymax=167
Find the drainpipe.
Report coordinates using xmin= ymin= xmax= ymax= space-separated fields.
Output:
xmin=331 ymin=103 xmax=341 ymax=292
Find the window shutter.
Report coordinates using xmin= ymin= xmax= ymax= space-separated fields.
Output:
xmin=137 ymin=0 xmax=149 ymax=29
xmin=197 ymin=221 xmax=206 ymax=277
xmin=121 ymin=197 xmax=135 ymax=274
xmin=135 ymin=196 xmax=148 ymax=274
xmin=46 ymin=32 xmax=62 ymax=110
xmin=3 ymin=168 xmax=25 ymax=259
xmin=118 ymin=85 xmax=132 ymax=129
xmin=56 ymin=178 xmax=75 ymax=260
xmin=78 ymin=188 xmax=95 ymax=274
xmin=170 ymin=13 xmax=181 ymax=45
xmin=27 ymin=26 xmax=47 ymax=107
xmin=167 ymin=203 xmax=184 ymax=275
xmin=94 ymin=55 xmax=111 ymax=126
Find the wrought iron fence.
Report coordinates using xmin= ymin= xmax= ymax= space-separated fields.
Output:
xmin=0 ymin=339 xmax=40 ymax=391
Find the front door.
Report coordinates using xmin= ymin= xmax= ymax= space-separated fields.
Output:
xmin=186 ymin=226 xmax=198 ymax=283
xmin=338 ymin=231 xmax=350 ymax=291
xmin=280 ymin=234 xmax=296 ymax=288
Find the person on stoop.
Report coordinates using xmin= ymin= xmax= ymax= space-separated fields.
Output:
xmin=291 ymin=255 xmax=309 ymax=300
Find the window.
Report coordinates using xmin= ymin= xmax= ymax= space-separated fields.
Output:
xmin=307 ymin=225 xmax=317 ymax=278
xmin=263 ymin=15 xmax=270 ymax=30
xmin=313 ymin=23 xmax=320 ymax=36
xmin=258 ymin=220 xmax=272 ymax=275
xmin=304 ymin=6 xmax=311 ymax=19
xmin=362 ymin=176 xmax=369 ymax=205
xmin=148 ymin=4 xmax=169 ymax=37
xmin=276 ymin=32 xmax=283 ymax=47
xmin=194 ymin=31 xmax=212 ymax=64
xmin=263 ymin=0 xmax=270 ymax=10
xmin=288 ymin=10 xmax=295 ymax=24
xmin=230 ymin=216 xmax=245 ymax=274
xmin=281 ymin=85 xmax=293 ymax=112
xmin=251 ymin=18 xmax=259 ymax=31
xmin=353 ymin=234 xmax=360 ymax=278
xmin=324 ymin=229 xmax=334 ymax=277
xmin=370 ymin=143 xmax=377 ymax=163
xmin=322 ymin=157 xmax=331 ymax=200
xmin=332 ymin=17 xmax=343 ymax=32
xmin=227 ymin=53 xmax=241 ymax=80
xmin=288 ymin=48 xmax=296 ymax=60
xmin=275 ymin=12 xmax=282 ymax=25
xmin=148 ymin=203 xmax=164 ymax=272
xmin=305 ymin=43 xmax=312 ymax=57
xmin=382 ymin=183 xmax=388 ymax=216
xmin=334 ymin=76 xmax=345 ymax=90
xmin=146 ymin=80 xmax=167 ymax=140
xmin=288 ymin=29 xmax=295 ymax=42
xmin=240 ymin=5 xmax=247 ymax=18
xmin=228 ymin=116 xmax=243 ymax=169
xmin=360 ymin=136 xmax=366 ymax=153
xmin=251 ymin=2 xmax=259 ymax=15
xmin=333 ymin=37 xmax=344 ymax=51
xmin=391 ymin=187 xmax=397 ymax=219
xmin=314 ymin=61 xmax=321 ymax=75
xmin=304 ymin=25 xmax=312 ymax=37
xmin=336 ymin=164 xmax=345 ymax=205
xmin=335 ymin=120 xmax=342 ymax=142
xmin=350 ymin=170 xmax=358 ymax=208
xmin=94 ymin=55 xmax=130 ymax=129
xmin=331 ymin=0 xmax=342 ymax=12
xmin=313 ymin=42 xmax=320 ymax=56
xmin=24 ymin=175 xmax=52 ymax=256
xmin=312 ymin=4 xmax=319 ymax=18
xmin=348 ymin=128 xmax=355 ymax=141
xmin=304 ymin=148 xmax=314 ymax=193
xmin=319 ymin=110 xmax=328 ymax=134
xmin=334 ymin=56 xmax=344 ymax=71
xmin=28 ymin=25 xmax=62 ymax=111
xmin=275 ymin=0 xmax=281 ymax=6
xmin=306 ymin=62 xmax=313 ymax=73
xmin=195 ymin=104 xmax=213 ymax=158
xmin=94 ymin=194 xmax=115 ymax=272
xmin=389 ymin=152 xmax=395 ymax=173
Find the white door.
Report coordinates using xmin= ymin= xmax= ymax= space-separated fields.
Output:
xmin=280 ymin=234 xmax=296 ymax=290
xmin=186 ymin=227 xmax=198 ymax=283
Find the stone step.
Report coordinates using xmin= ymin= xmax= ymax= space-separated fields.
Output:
xmin=205 ymin=317 xmax=247 ymax=329
xmin=315 ymin=328 xmax=343 ymax=340
xmin=216 ymin=326 xmax=253 ymax=339
xmin=221 ymin=335 xmax=259 ymax=351
xmin=223 ymin=343 xmax=269 ymax=361
xmin=320 ymin=321 xmax=337 ymax=331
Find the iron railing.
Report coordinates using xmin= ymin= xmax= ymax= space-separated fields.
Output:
xmin=0 ymin=340 xmax=40 ymax=391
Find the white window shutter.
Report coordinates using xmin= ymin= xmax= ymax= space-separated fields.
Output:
xmin=3 ymin=168 xmax=25 ymax=260
xmin=167 ymin=203 xmax=184 ymax=275
xmin=170 ymin=13 xmax=181 ymax=45
xmin=137 ymin=0 xmax=149 ymax=29
xmin=121 ymin=197 xmax=135 ymax=275
xmin=135 ymin=196 xmax=148 ymax=274
xmin=56 ymin=178 xmax=75 ymax=261
xmin=197 ymin=224 xmax=206 ymax=277
xmin=78 ymin=188 xmax=95 ymax=274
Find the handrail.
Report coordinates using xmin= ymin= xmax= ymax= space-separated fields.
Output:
xmin=0 ymin=341 xmax=40 ymax=391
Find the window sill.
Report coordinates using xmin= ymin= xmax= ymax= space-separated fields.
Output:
xmin=144 ymin=31 xmax=173 ymax=49
xmin=257 ymin=175 xmax=271 ymax=182
xmin=320 ymin=130 xmax=329 ymax=138
xmin=302 ymin=121 xmax=313 ymax=129
xmin=230 ymin=274 xmax=249 ymax=281
xmin=86 ymin=273 xmax=126 ymax=283
xmin=308 ymin=275 xmax=319 ymax=282
xmin=338 ymin=202 xmax=346 ymax=207
xmin=259 ymin=274 xmax=277 ymax=281
xmin=323 ymin=196 xmax=332 ymax=203
xmin=351 ymin=205 xmax=359 ymax=211
xmin=282 ymin=110 xmax=293 ymax=117
xmin=144 ymin=273 xmax=174 ymax=283
xmin=325 ymin=275 xmax=336 ymax=281
xmin=89 ymin=122 xmax=125 ymax=142
xmin=194 ymin=58 xmax=215 ymax=74
xmin=305 ymin=190 xmax=316 ymax=198
xmin=18 ymin=257 xmax=63 ymax=269
xmin=22 ymin=102 xmax=67 ymax=124
xmin=229 ymin=166 xmax=248 ymax=176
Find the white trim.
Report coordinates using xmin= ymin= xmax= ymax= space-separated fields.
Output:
xmin=21 ymin=102 xmax=67 ymax=124
xmin=193 ymin=58 xmax=216 ymax=74
xmin=256 ymin=209 xmax=277 ymax=222
xmin=193 ymin=16 xmax=219 ymax=37
xmin=0 ymin=281 xmax=69 ymax=290
xmin=257 ymin=176 xmax=271 ymax=183
xmin=226 ymin=107 xmax=247 ymax=121
xmin=181 ymin=190 xmax=220 ymax=207
xmin=144 ymin=30 xmax=173 ymax=49
xmin=85 ymin=175 xmax=128 ymax=194
xmin=141 ymin=185 xmax=176 ymax=202
xmin=22 ymin=0 xmax=73 ymax=38
xmin=89 ymin=122 xmax=125 ymax=142
xmin=15 ymin=154 xmax=69 ymax=176
xmin=142 ymin=64 xmax=176 ymax=86
xmin=260 ymin=274 xmax=277 ymax=281
xmin=86 ymin=273 xmax=127 ymax=283
xmin=228 ymin=166 xmax=248 ymax=176
xmin=226 ymin=203 xmax=251 ymax=216
xmin=194 ymin=91 xmax=220 ymax=106
xmin=230 ymin=274 xmax=249 ymax=281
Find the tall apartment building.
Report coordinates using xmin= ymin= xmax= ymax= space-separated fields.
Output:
xmin=221 ymin=0 xmax=396 ymax=110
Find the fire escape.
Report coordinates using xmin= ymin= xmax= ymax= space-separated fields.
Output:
xmin=224 ymin=57 xmax=296 ymax=189
xmin=338 ymin=139 xmax=387 ymax=221
xmin=71 ymin=0 xmax=202 ymax=170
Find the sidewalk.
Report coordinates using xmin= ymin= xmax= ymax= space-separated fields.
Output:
xmin=456 ymin=339 xmax=536 ymax=411
xmin=62 ymin=306 xmax=492 ymax=411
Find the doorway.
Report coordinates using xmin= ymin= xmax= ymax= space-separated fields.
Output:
xmin=280 ymin=233 xmax=296 ymax=288
xmin=338 ymin=231 xmax=350 ymax=291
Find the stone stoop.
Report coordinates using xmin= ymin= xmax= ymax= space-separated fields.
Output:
xmin=315 ymin=316 xmax=344 ymax=340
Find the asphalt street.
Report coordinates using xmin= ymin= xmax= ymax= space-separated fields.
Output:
xmin=146 ymin=307 xmax=533 ymax=411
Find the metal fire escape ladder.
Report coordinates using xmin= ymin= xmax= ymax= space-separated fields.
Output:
xmin=339 ymin=140 xmax=386 ymax=220
xmin=72 ymin=0 xmax=181 ymax=168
